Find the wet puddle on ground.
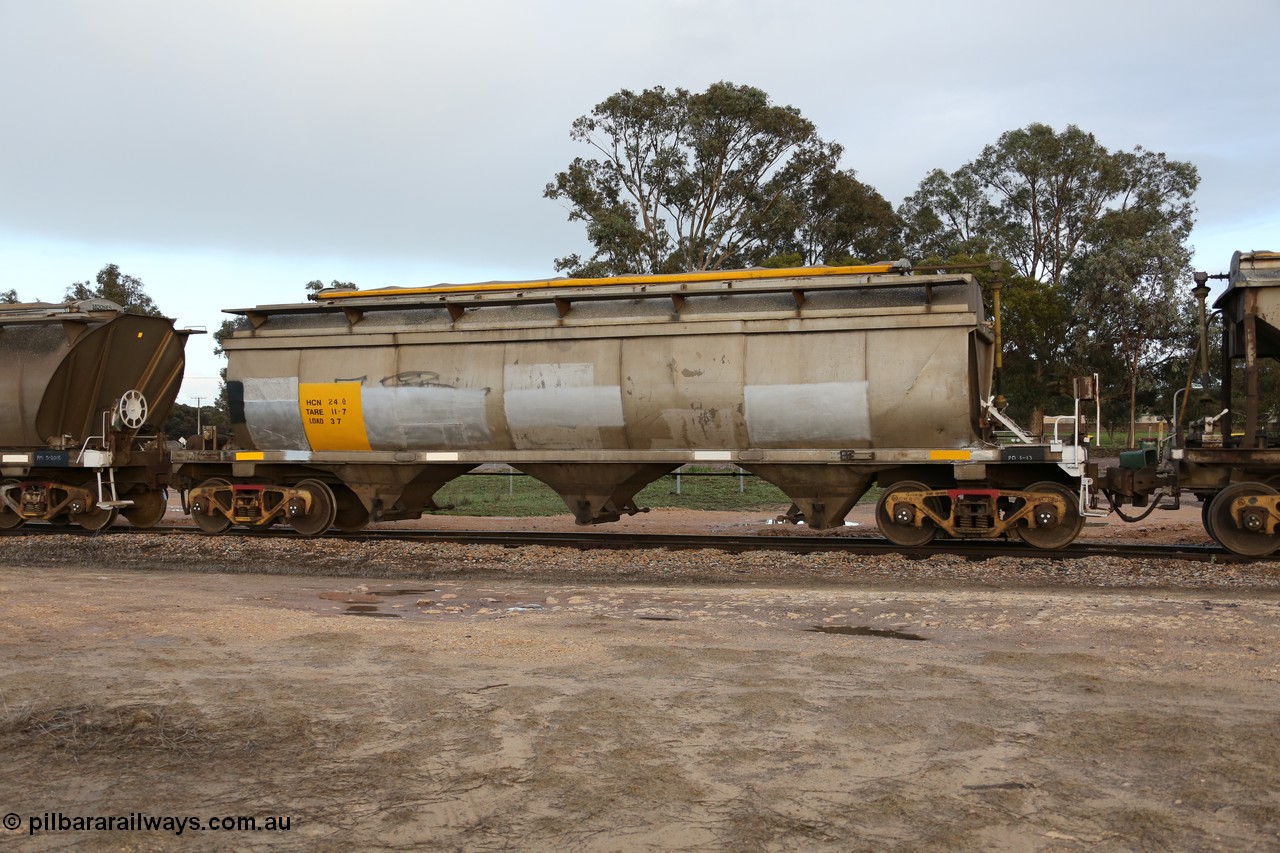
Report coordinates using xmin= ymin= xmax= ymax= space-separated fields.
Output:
xmin=342 ymin=604 xmax=404 ymax=618
xmin=315 ymin=586 xmax=438 ymax=619
xmin=315 ymin=584 xmax=546 ymax=621
xmin=302 ymin=583 xmax=931 ymax=635
xmin=807 ymin=626 xmax=927 ymax=641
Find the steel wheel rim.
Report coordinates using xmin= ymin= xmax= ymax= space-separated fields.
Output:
xmin=1201 ymin=498 xmax=1221 ymax=545
xmin=1016 ymin=481 xmax=1084 ymax=550
xmin=875 ymin=480 xmax=938 ymax=547
xmin=1205 ymin=482 xmax=1280 ymax=557
xmin=123 ymin=489 xmax=168 ymax=529
xmin=289 ymin=479 xmax=337 ymax=537
xmin=71 ymin=505 xmax=118 ymax=532
xmin=192 ymin=478 xmax=233 ymax=534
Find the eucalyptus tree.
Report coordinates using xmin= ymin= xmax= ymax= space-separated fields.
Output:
xmin=65 ymin=264 xmax=163 ymax=317
xmin=900 ymin=124 xmax=1199 ymax=431
xmin=546 ymin=81 xmax=897 ymax=275
xmin=305 ymin=279 xmax=357 ymax=295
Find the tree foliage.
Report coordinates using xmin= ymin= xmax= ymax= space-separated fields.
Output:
xmin=305 ymin=279 xmax=357 ymax=295
xmin=899 ymin=166 xmax=998 ymax=260
xmin=546 ymin=82 xmax=898 ymax=275
xmin=163 ymin=401 xmax=229 ymax=442
xmin=749 ymin=151 xmax=901 ymax=266
xmin=900 ymin=124 xmax=1199 ymax=431
xmin=1065 ymin=192 xmax=1197 ymax=442
xmin=65 ymin=264 xmax=164 ymax=316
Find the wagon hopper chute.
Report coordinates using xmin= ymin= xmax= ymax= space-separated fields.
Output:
xmin=182 ymin=263 xmax=1094 ymax=545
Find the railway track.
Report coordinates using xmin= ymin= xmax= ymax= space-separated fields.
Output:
xmin=0 ymin=523 xmax=1251 ymax=564
xmin=347 ymin=529 xmax=1245 ymax=563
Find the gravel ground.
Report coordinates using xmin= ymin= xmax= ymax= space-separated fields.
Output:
xmin=2 ymin=532 xmax=1277 ymax=591
xmin=2 ymin=508 xmax=1278 ymax=851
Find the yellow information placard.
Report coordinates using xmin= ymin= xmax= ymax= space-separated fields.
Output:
xmin=298 ymin=382 xmax=371 ymax=452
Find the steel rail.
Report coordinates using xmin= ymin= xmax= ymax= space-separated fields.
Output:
xmin=0 ymin=524 xmax=1253 ymax=564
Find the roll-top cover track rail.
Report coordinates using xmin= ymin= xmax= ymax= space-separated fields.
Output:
xmin=225 ymin=262 xmax=978 ymax=327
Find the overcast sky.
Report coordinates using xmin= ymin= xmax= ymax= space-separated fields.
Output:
xmin=2 ymin=0 xmax=1277 ymax=403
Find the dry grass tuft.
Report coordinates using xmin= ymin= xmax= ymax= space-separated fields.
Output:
xmin=0 ymin=701 xmax=210 ymax=756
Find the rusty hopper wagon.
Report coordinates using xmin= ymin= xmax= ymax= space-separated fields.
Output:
xmin=0 ymin=299 xmax=190 ymax=530
xmin=177 ymin=263 xmax=1096 ymax=547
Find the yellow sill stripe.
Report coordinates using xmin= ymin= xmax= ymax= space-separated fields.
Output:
xmin=929 ymin=450 xmax=972 ymax=461
xmin=234 ymin=451 xmax=265 ymax=461
xmin=316 ymin=263 xmax=898 ymax=301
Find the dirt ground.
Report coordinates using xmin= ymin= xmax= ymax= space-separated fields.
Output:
xmin=1 ymin=507 xmax=1278 ymax=852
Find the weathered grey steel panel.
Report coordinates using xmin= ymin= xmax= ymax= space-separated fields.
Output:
xmin=224 ymin=270 xmax=991 ymax=456
xmin=242 ymin=376 xmax=308 ymax=451
xmin=502 ymin=363 xmax=626 ymax=451
xmin=864 ymin=328 xmax=974 ymax=446
xmin=744 ymin=382 xmax=871 ymax=446
xmin=362 ymin=386 xmax=492 ymax=449
xmin=620 ymin=333 xmax=746 ymax=449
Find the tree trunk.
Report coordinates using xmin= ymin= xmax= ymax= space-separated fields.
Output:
xmin=1127 ymin=374 xmax=1137 ymax=449
xmin=1126 ymin=346 xmax=1142 ymax=448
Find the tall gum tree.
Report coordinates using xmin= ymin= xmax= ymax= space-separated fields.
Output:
xmin=546 ymin=82 xmax=893 ymax=275
xmin=65 ymin=264 xmax=164 ymax=317
xmin=900 ymin=124 xmax=1199 ymax=431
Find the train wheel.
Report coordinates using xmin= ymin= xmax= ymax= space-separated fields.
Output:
xmin=123 ymin=489 xmax=168 ymax=529
xmin=1014 ymin=481 xmax=1084 ymax=550
xmin=289 ymin=479 xmax=337 ymax=537
xmin=1204 ymin=482 xmax=1280 ymax=557
xmin=1201 ymin=498 xmax=1221 ymax=546
xmin=0 ymin=480 xmax=24 ymax=529
xmin=333 ymin=488 xmax=371 ymax=533
xmin=71 ymin=505 xmax=118 ymax=532
xmin=191 ymin=478 xmax=233 ymax=535
xmin=875 ymin=480 xmax=938 ymax=547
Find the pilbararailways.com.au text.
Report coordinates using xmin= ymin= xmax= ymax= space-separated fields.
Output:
xmin=7 ymin=811 xmax=292 ymax=836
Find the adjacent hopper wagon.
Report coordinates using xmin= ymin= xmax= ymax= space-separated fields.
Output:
xmin=0 ymin=300 xmax=191 ymax=529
